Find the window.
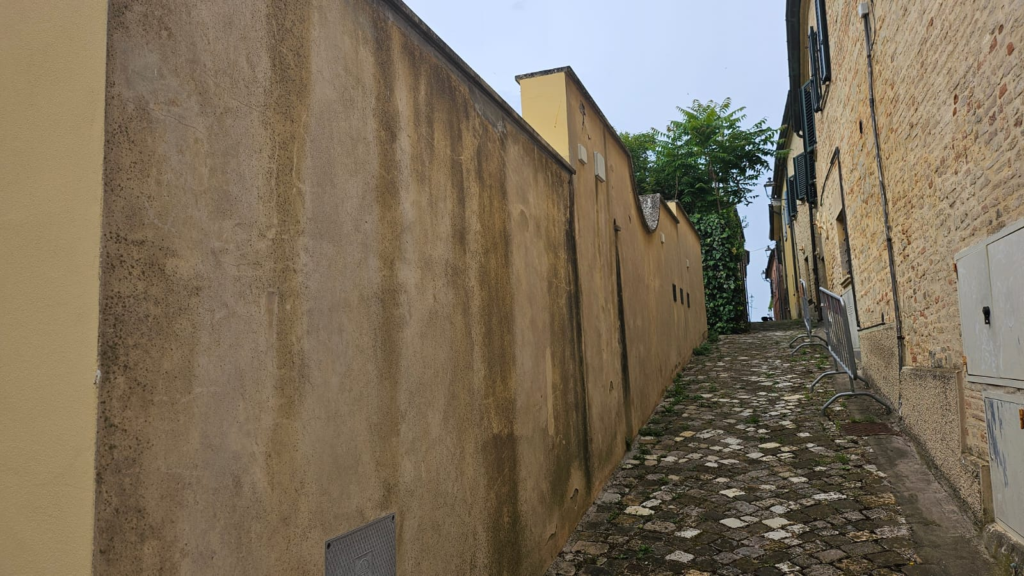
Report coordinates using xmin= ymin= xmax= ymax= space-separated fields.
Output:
xmin=673 ymin=284 xmax=677 ymax=302
xmin=687 ymin=293 xmax=691 ymax=308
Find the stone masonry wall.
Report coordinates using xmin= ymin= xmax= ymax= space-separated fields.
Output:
xmin=799 ymin=0 xmax=1024 ymax=520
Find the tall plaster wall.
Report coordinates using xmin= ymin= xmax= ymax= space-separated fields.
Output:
xmin=96 ymin=1 xmax=590 ymax=573
xmin=518 ymin=70 xmax=708 ymax=489
xmin=92 ymin=1 xmax=706 ymax=574
xmin=0 ymin=2 xmax=108 ymax=574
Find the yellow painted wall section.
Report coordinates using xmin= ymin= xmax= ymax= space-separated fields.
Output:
xmin=0 ymin=1 xmax=107 ymax=574
xmin=519 ymin=69 xmax=708 ymax=492
xmin=518 ymin=72 xmax=571 ymax=162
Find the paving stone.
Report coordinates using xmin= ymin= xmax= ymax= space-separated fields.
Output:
xmin=763 ymin=517 xmax=792 ymax=529
xmin=665 ymin=550 xmax=694 ymax=563
xmin=814 ymin=548 xmax=848 ymax=563
xmin=642 ymin=521 xmax=676 ymax=533
xmin=842 ymin=541 xmax=884 ymax=556
xmin=866 ymin=550 xmax=908 ymax=567
xmin=804 ymin=566 xmax=842 ymax=576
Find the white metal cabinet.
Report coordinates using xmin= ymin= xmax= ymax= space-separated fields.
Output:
xmin=956 ymin=220 xmax=1024 ymax=388
xmin=985 ymin=393 xmax=1024 ymax=542
xmin=987 ymin=231 xmax=1024 ymax=381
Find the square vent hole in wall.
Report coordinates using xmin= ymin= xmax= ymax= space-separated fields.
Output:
xmin=325 ymin=514 xmax=396 ymax=576
xmin=594 ymin=151 xmax=606 ymax=182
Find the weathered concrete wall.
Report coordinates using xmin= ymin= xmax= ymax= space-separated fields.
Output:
xmin=793 ymin=0 xmax=1024 ymax=522
xmin=518 ymin=69 xmax=708 ymax=488
xmin=94 ymin=1 xmax=705 ymax=574
xmin=0 ymin=2 xmax=108 ymax=574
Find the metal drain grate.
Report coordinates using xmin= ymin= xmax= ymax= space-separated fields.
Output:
xmin=325 ymin=514 xmax=396 ymax=576
xmin=841 ymin=422 xmax=896 ymax=436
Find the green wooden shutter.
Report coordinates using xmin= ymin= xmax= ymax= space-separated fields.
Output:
xmin=816 ymin=0 xmax=832 ymax=82
xmin=788 ymin=174 xmax=799 ymax=216
xmin=801 ymin=82 xmax=817 ymax=151
xmin=794 ymin=154 xmax=807 ymax=201
xmin=806 ymin=152 xmax=818 ymax=206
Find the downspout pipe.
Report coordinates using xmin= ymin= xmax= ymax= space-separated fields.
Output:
xmin=861 ymin=4 xmax=904 ymax=368
xmin=789 ymin=219 xmax=801 ymax=313
xmin=808 ymin=195 xmax=823 ymax=321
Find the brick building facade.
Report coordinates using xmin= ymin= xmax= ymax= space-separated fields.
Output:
xmin=772 ymin=0 xmax=1024 ymax=551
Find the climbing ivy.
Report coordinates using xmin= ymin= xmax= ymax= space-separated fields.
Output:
xmin=690 ymin=210 xmax=749 ymax=335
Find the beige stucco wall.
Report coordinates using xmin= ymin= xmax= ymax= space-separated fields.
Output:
xmin=0 ymin=2 xmax=107 ymax=575
xmin=91 ymin=0 xmax=702 ymax=573
xmin=519 ymin=70 xmax=708 ymax=488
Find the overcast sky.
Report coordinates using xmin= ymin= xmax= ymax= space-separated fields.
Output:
xmin=404 ymin=0 xmax=789 ymax=320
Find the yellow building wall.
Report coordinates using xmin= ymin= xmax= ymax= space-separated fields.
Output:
xmin=0 ymin=1 xmax=108 ymax=574
xmin=519 ymin=68 xmax=708 ymax=493
xmin=519 ymin=72 xmax=571 ymax=162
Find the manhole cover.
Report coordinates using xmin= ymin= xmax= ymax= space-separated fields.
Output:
xmin=841 ymin=422 xmax=896 ymax=436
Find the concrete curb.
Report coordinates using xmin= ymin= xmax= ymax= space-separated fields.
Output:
xmin=983 ymin=523 xmax=1024 ymax=573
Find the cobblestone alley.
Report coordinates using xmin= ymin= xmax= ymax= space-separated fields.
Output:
xmin=548 ymin=326 xmax=997 ymax=576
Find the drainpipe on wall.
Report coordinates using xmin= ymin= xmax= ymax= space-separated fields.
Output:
xmin=808 ymin=199 xmax=823 ymax=321
xmin=860 ymin=1 xmax=904 ymax=369
xmin=789 ymin=219 xmax=801 ymax=313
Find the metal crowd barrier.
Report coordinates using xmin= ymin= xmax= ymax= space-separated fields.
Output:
xmin=814 ymin=287 xmax=892 ymax=415
xmin=789 ymin=280 xmax=828 ymax=354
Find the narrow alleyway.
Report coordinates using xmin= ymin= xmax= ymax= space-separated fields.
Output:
xmin=548 ymin=327 xmax=997 ymax=576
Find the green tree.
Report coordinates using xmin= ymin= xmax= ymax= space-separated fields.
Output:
xmin=620 ymin=99 xmax=780 ymax=334
xmin=619 ymin=130 xmax=657 ymax=196
xmin=653 ymin=98 xmax=777 ymax=214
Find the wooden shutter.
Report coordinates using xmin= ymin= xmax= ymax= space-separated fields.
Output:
xmin=788 ymin=174 xmax=799 ymax=217
xmin=807 ymin=29 xmax=822 ymax=112
xmin=794 ymin=154 xmax=807 ymax=201
xmin=801 ymin=82 xmax=817 ymax=151
xmin=816 ymin=0 xmax=832 ymax=83
xmin=806 ymin=151 xmax=818 ymax=206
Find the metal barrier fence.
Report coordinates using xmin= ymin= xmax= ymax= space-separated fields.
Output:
xmin=788 ymin=280 xmax=828 ymax=353
xmin=814 ymin=287 xmax=891 ymax=415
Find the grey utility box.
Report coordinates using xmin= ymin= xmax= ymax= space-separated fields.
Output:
xmin=956 ymin=220 xmax=1024 ymax=543
xmin=956 ymin=220 xmax=1024 ymax=388
xmin=984 ymin=392 xmax=1024 ymax=542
